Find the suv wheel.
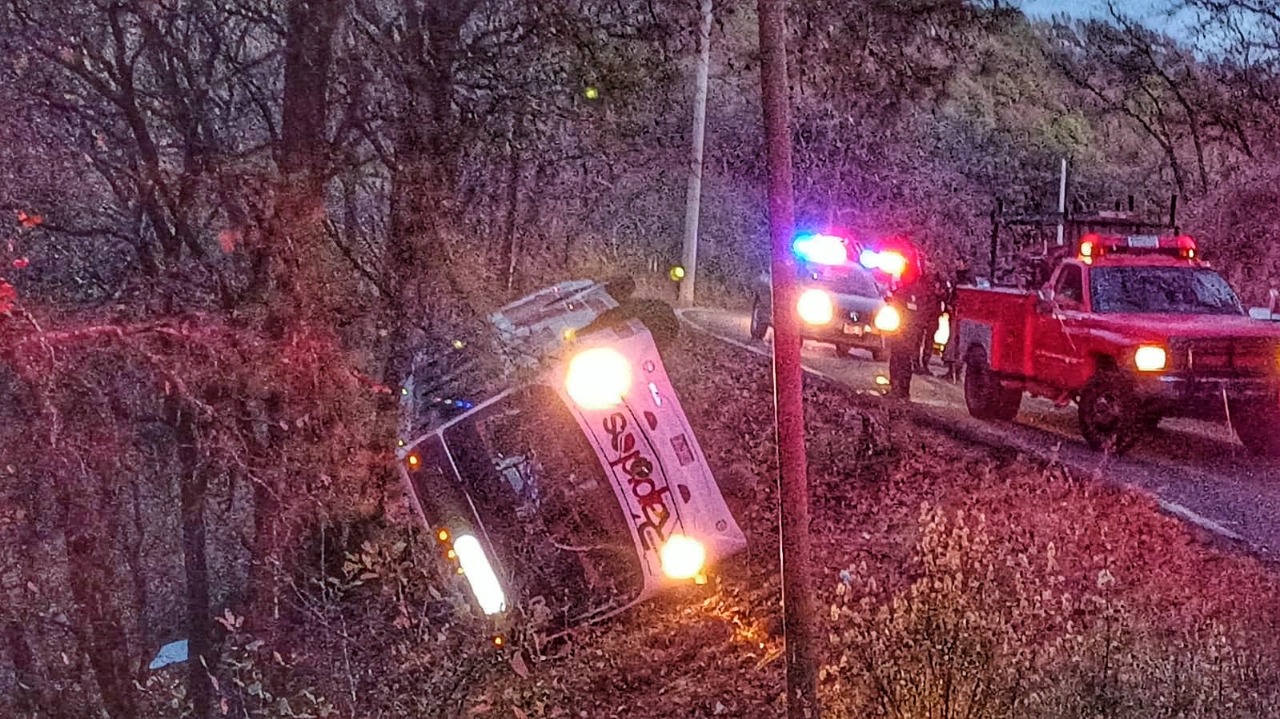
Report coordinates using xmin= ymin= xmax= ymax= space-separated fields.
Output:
xmin=963 ymin=347 xmax=1021 ymax=421
xmin=1230 ymin=398 xmax=1280 ymax=458
xmin=749 ymin=295 xmax=770 ymax=340
xmin=1078 ymin=368 xmax=1146 ymax=455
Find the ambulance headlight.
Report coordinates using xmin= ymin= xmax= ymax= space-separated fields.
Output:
xmin=659 ymin=535 xmax=707 ymax=580
xmin=796 ymin=289 xmax=835 ymax=326
xmin=1134 ymin=345 xmax=1167 ymax=372
xmin=873 ymin=305 xmax=902 ymax=333
xmin=453 ymin=535 xmax=507 ymax=615
xmin=565 ymin=347 xmax=632 ymax=409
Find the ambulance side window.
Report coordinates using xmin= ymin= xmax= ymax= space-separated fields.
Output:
xmin=1055 ymin=265 xmax=1084 ymax=308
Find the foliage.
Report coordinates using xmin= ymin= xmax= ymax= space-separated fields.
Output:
xmin=825 ymin=506 xmax=1280 ymax=718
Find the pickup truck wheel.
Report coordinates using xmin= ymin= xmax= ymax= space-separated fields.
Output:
xmin=963 ymin=348 xmax=1021 ymax=421
xmin=1230 ymin=399 xmax=1280 ymax=458
xmin=749 ymin=296 xmax=770 ymax=340
xmin=1078 ymin=370 xmax=1143 ymax=455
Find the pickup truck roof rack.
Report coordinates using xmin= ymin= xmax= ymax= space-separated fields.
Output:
xmin=984 ymin=195 xmax=1179 ymax=288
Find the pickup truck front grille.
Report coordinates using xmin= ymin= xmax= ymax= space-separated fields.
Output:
xmin=1168 ymin=338 xmax=1277 ymax=377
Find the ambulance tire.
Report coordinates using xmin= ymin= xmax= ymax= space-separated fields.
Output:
xmin=749 ymin=295 xmax=770 ymax=340
xmin=1230 ymin=399 xmax=1280 ymax=458
xmin=582 ymin=298 xmax=679 ymax=350
xmin=963 ymin=347 xmax=1021 ymax=421
xmin=1078 ymin=368 xmax=1143 ymax=456
xmin=619 ymin=298 xmax=680 ymax=350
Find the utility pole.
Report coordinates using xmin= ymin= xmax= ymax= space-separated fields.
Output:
xmin=678 ymin=0 xmax=713 ymax=307
xmin=758 ymin=0 xmax=821 ymax=716
xmin=1055 ymin=158 xmax=1068 ymax=246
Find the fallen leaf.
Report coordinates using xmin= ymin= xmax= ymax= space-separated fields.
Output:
xmin=510 ymin=651 xmax=530 ymax=679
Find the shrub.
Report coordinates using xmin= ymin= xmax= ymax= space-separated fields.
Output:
xmin=824 ymin=506 xmax=1280 ymax=718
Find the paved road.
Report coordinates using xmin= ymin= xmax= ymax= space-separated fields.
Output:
xmin=682 ymin=308 xmax=1280 ymax=559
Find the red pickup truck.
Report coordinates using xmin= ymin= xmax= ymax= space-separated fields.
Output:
xmin=952 ymin=233 xmax=1280 ymax=456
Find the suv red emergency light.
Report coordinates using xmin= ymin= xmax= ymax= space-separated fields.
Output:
xmin=1078 ymin=233 xmax=1197 ymax=263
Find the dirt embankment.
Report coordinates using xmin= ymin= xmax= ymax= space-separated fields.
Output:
xmin=465 ymin=331 xmax=1280 ymax=717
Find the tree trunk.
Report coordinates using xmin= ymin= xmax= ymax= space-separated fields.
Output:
xmin=170 ymin=400 xmax=212 ymax=719
xmin=62 ymin=505 xmax=138 ymax=719
xmin=273 ymin=0 xmax=344 ymax=323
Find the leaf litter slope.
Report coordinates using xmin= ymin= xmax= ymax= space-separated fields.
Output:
xmin=475 ymin=332 xmax=1280 ymax=717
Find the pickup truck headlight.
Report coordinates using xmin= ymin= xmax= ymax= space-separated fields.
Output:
xmin=796 ymin=289 xmax=835 ymax=326
xmin=873 ymin=305 xmax=902 ymax=333
xmin=1134 ymin=345 xmax=1167 ymax=372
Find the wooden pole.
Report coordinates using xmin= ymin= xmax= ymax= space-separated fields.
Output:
xmin=678 ymin=0 xmax=714 ymax=307
xmin=758 ymin=0 xmax=821 ymax=715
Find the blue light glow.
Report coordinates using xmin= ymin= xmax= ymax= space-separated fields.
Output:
xmin=792 ymin=233 xmax=849 ymax=265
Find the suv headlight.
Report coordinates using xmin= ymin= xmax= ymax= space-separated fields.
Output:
xmin=873 ymin=305 xmax=902 ymax=333
xmin=796 ymin=289 xmax=835 ymax=326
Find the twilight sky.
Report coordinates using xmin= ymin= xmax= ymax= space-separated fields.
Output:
xmin=1014 ymin=0 xmax=1202 ymax=40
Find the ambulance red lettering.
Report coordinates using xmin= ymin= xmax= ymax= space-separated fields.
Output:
xmin=603 ymin=412 xmax=672 ymax=550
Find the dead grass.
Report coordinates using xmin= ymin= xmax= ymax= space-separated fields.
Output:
xmin=238 ymin=329 xmax=1280 ymax=718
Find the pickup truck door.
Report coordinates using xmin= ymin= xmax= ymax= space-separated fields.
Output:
xmin=1030 ymin=264 xmax=1089 ymax=389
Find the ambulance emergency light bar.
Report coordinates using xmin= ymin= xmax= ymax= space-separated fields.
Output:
xmin=1078 ymin=233 xmax=1198 ymax=263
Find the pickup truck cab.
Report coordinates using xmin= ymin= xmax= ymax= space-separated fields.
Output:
xmin=952 ymin=234 xmax=1280 ymax=456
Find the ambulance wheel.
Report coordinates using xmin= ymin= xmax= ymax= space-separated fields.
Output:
xmin=621 ymin=298 xmax=679 ymax=349
xmin=1078 ymin=369 xmax=1143 ymax=455
xmin=749 ymin=295 xmax=770 ymax=340
xmin=584 ymin=298 xmax=679 ymax=350
xmin=1230 ymin=399 xmax=1280 ymax=458
xmin=963 ymin=347 xmax=1021 ymax=421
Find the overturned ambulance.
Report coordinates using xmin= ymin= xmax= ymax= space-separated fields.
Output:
xmin=395 ymin=280 xmax=746 ymax=633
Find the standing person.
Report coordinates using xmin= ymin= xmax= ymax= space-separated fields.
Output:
xmin=887 ymin=262 xmax=928 ymax=399
xmin=940 ymin=266 xmax=970 ymax=382
xmin=915 ymin=271 xmax=945 ymax=376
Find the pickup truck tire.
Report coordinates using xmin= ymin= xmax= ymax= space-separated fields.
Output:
xmin=963 ymin=347 xmax=1021 ymax=421
xmin=1078 ymin=369 xmax=1144 ymax=455
xmin=749 ymin=295 xmax=770 ymax=340
xmin=1230 ymin=399 xmax=1280 ymax=458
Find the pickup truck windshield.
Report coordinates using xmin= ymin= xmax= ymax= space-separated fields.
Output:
xmin=1090 ymin=267 xmax=1244 ymax=315
xmin=442 ymin=386 xmax=643 ymax=626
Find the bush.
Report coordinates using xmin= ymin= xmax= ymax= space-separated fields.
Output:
xmin=824 ymin=506 xmax=1280 ymax=718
